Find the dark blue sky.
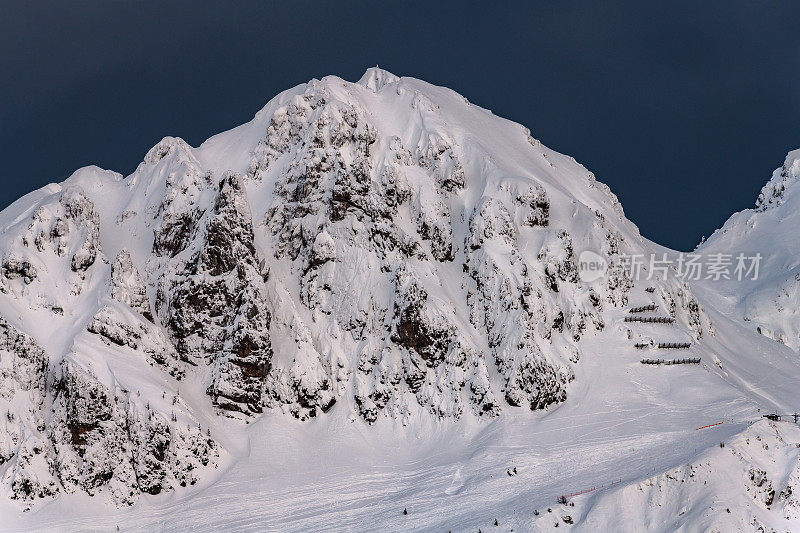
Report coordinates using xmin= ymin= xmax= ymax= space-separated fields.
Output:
xmin=2 ymin=2 xmax=799 ymax=250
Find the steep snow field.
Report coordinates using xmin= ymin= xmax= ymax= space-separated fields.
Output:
xmin=2 ymin=69 xmax=800 ymax=532
xmin=699 ymin=149 xmax=800 ymax=351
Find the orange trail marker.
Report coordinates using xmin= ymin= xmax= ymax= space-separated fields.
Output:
xmin=695 ymin=422 xmax=723 ymax=431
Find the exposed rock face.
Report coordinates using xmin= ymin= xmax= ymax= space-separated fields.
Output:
xmin=149 ymin=138 xmax=214 ymax=259
xmin=27 ymin=187 xmax=102 ymax=275
xmin=0 ymin=316 xmax=217 ymax=506
xmin=0 ymin=186 xmax=101 ymax=300
xmin=0 ymin=318 xmax=49 ymax=477
xmin=755 ymin=151 xmax=800 ymax=212
xmin=466 ymin=198 xmax=583 ymax=410
xmin=111 ymin=250 xmax=152 ymax=320
xmin=156 ymin=173 xmax=273 ymax=415
xmin=1 ymin=256 xmax=37 ymax=287
xmin=516 ymin=183 xmax=550 ymax=227
xmin=49 ymin=359 xmax=217 ymax=504
xmin=257 ymin=87 xmax=509 ymax=421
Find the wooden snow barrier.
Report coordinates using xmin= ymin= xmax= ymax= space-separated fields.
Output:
xmin=633 ymin=343 xmax=649 ymax=349
xmin=561 ymin=478 xmax=625 ymax=500
xmin=624 ymin=316 xmax=674 ymax=323
xmin=640 ymin=358 xmax=700 ymax=365
xmin=657 ymin=342 xmax=691 ymax=349
xmin=628 ymin=304 xmax=658 ymax=313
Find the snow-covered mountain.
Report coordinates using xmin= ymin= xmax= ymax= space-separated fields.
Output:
xmin=699 ymin=150 xmax=800 ymax=350
xmin=2 ymin=68 xmax=800 ymax=532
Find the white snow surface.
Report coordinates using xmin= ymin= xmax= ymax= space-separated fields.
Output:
xmin=1 ymin=68 xmax=800 ymax=531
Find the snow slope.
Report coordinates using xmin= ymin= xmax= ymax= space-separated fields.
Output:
xmin=699 ymin=150 xmax=800 ymax=351
xmin=1 ymin=68 xmax=800 ymax=531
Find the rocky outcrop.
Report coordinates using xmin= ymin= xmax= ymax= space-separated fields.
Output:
xmin=0 ymin=186 xmax=102 ymax=301
xmin=466 ymin=198 xmax=575 ymax=410
xmin=111 ymin=250 xmax=152 ymax=320
xmin=48 ymin=359 xmax=218 ymax=504
xmin=0 ymin=318 xmax=48 ymax=475
xmin=87 ymin=305 xmax=184 ymax=378
xmin=28 ymin=187 xmax=101 ymax=274
xmin=156 ymin=173 xmax=273 ymax=415
xmin=0 ymin=310 xmax=216 ymax=507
